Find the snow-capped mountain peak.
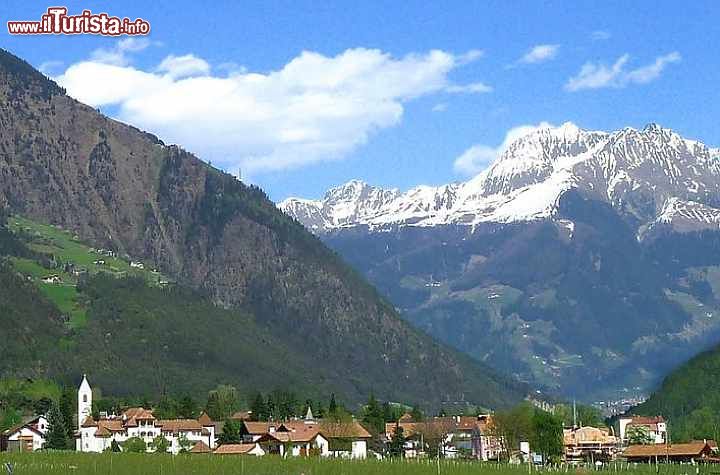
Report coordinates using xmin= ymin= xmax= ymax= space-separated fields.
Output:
xmin=280 ymin=124 xmax=720 ymax=235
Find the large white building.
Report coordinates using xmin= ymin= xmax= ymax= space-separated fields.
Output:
xmin=75 ymin=376 xmax=216 ymax=454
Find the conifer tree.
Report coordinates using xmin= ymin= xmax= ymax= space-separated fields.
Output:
xmin=44 ymin=401 xmax=69 ymax=450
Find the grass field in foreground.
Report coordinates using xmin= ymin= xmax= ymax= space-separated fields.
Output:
xmin=0 ymin=452 xmax=714 ymax=475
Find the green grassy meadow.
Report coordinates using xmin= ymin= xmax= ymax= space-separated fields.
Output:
xmin=6 ymin=215 xmax=170 ymax=328
xmin=0 ymin=453 xmax=715 ymax=475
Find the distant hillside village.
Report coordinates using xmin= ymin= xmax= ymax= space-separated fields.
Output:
xmin=1 ymin=376 xmax=719 ymax=464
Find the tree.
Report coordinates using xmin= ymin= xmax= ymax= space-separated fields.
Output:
xmin=328 ymin=393 xmax=338 ymax=416
xmin=490 ymin=402 xmax=535 ymax=460
xmin=531 ymin=410 xmax=563 ymax=463
xmin=387 ymin=423 xmax=405 ymax=458
xmin=205 ymin=385 xmax=240 ymax=421
xmin=110 ymin=440 xmax=121 ymax=452
xmin=270 ymin=390 xmax=298 ymax=420
xmin=382 ymin=402 xmax=399 ymax=423
xmin=154 ymin=396 xmax=178 ymax=420
xmin=627 ymin=425 xmax=653 ymax=445
xmin=416 ymin=418 xmax=455 ymax=458
xmin=59 ymin=388 xmax=75 ymax=441
xmin=122 ymin=437 xmax=147 ymax=453
xmin=32 ymin=397 xmax=52 ymax=416
xmin=362 ymin=394 xmax=384 ymax=435
xmin=410 ymin=405 xmax=424 ymax=422
xmin=44 ymin=401 xmax=70 ymax=450
xmin=554 ymin=403 xmax=604 ymax=428
xmin=314 ymin=400 xmax=325 ymax=419
xmin=250 ymin=393 xmax=268 ymax=421
xmin=219 ymin=418 xmax=242 ymax=444
xmin=177 ymin=395 xmax=197 ymax=419
xmin=0 ymin=408 xmax=21 ymax=433
xmin=178 ymin=434 xmax=194 ymax=453
xmin=150 ymin=435 xmax=171 ymax=454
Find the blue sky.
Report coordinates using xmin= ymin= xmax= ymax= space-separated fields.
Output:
xmin=3 ymin=1 xmax=719 ymax=201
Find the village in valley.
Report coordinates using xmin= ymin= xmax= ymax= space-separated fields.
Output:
xmin=1 ymin=375 xmax=718 ymax=467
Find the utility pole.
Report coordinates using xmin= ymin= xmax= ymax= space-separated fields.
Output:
xmin=573 ymin=399 xmax=577 ymax=429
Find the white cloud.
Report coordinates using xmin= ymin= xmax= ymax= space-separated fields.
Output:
xmin=156 ymin=54 xmax=210 ymax=79
xmin=89 ymin=37 xmax=152 ymax=66
xmin=591 ymin=30 xmax=611 ymax=41
xmin=565 ymin=52 xmax=681 ymax=91
xmin=520 ymin=44 xmax=560 ymax=64
xmin=38 ymin=60 xmax=64 ymax=75
xmin=457 ymin=49 xmax=484 ymax=65
xmin=444 ymin=82 xmax=493 ymax=93
xmin=453 ymin=122 xmax=554 ymax=175
xmin=432 ymin=103 xmax=447 ymax=112
xmin=56 ymin=47 xmax=489 ymax=175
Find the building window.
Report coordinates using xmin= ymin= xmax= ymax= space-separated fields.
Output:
xmin=83 ymin=395 xmax=87 ymax=403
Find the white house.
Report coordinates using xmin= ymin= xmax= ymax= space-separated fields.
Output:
xmin=240 ymin=410 xmax=371 ymax=459
xmin=618 ymin=416 xmax=667 ymax=445
xmin=75 ymin=375 xmax=215 ymax=454
xmin=2 ymin=416 xmax=48 ymax=452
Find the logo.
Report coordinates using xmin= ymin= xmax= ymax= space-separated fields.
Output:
xmin=8 ymin=7 xmax=150 ymax=36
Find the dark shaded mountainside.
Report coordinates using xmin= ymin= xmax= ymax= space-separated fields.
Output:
xmin=0 ymin=49 xmax=526 ymax=409
xmin=323 ymin=192 xmax=720 ymax=400
xmin=631 ymin=343 xmax=720 ymax=442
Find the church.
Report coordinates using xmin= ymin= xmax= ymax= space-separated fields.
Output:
xmin=75 ymin=375 xmax=216 ymax=454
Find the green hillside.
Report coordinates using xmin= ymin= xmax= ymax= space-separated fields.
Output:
xmin=631 ymin=344 xmax=720 ymax=442
xmin=0 ymin=214 xmax=348 ymax=399
xmin=6 ymin=215 xmax=170 ymax=328
xmin=0 ymin=212 xmax=525 ymax=407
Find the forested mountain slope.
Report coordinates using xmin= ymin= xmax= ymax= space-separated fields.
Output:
xmin=0 ymin=49 xmax=525 ymax=409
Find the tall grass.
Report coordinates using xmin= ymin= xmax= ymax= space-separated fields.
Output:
xmin=0 ymin=453 xmax=715 ymax=475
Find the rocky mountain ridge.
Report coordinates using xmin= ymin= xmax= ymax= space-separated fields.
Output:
xmin=281 ymin=123 xmax=720 ymax=238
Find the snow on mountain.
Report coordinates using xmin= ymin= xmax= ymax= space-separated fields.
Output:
xmin=280 ymin=123 xmax=720 ymax=234
xmin=649 ymin=197 xmax=720 ymax=233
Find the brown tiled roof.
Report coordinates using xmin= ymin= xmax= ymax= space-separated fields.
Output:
xmin=214 ymin=443 xmax=258 ymax=455
xmin=123 ymin=408 xmax=155 ymax=420
xmin=275 ymin=423 xmax=321 ymax=443
xmin=190 ymin=440 xmax=211 ymax=454
xmin=241 ymin=421 xmax=271 ymax=435
xmin=197 ymin=412 xmax=214 ymax=426
xmin=231 ymin=411 xmax=252 ymax=421
xmin=320 ymin=421 xmax=372 ymax=439
xmin=455 ymin=416 xmax=480 ymax=431
xmin=3 ymin=419 xmax=45 ymax=438
xmin=626 ymin=416 xmax=665 ymax=430
xmin=259 ymin=431 xmax=320 ymax=444
xmin=691 ymin=439 xmax=718 ymax=449
xmin=624 ymin=443 xmax=710 ymax=458
xmin=91 ymin=419 xmax=125 ymax=437
xmin=158 ymin=419 xmax=203 ymax=433
xmin=81 ymin=416 xmax=98 ymax=428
